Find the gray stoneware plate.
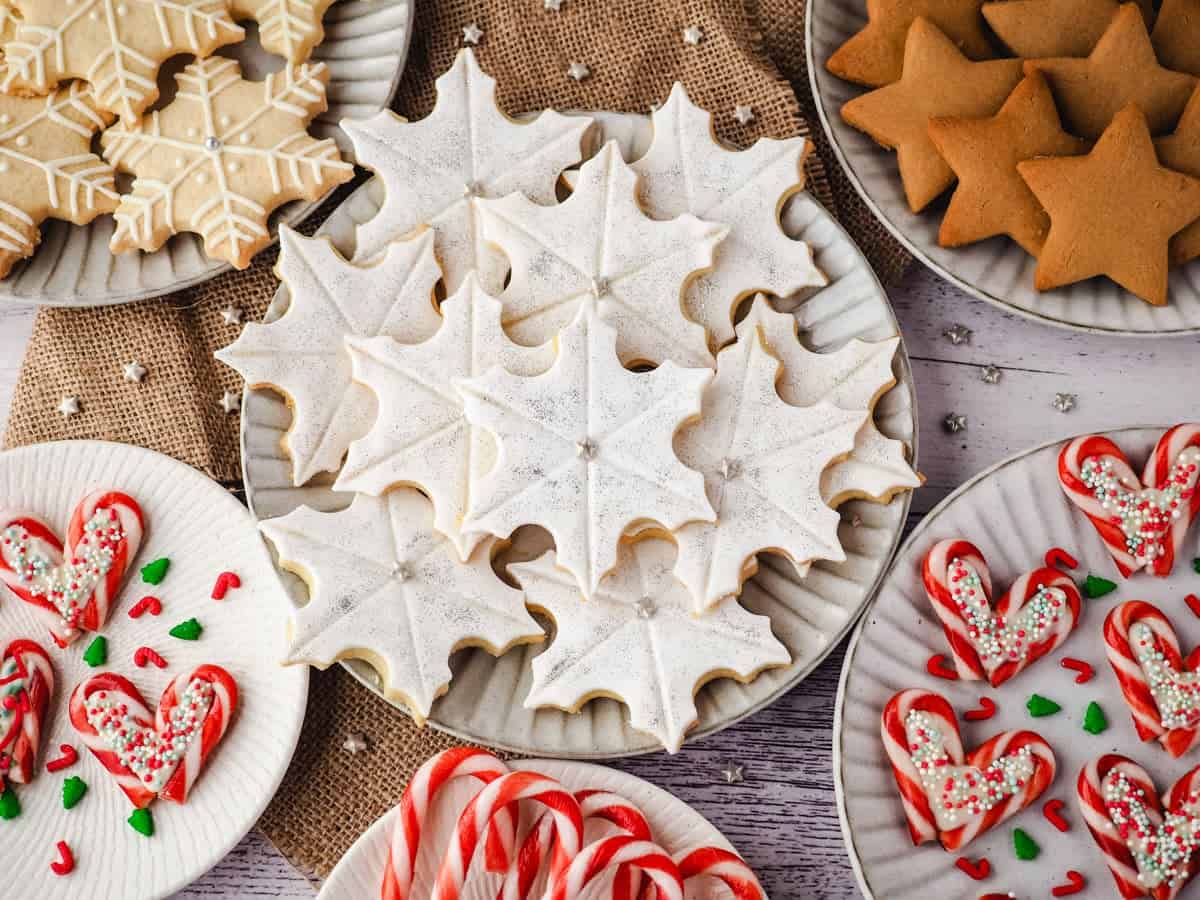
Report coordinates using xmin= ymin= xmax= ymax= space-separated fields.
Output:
xmin=835 ymin=426 xmax=1200 ymax=898
xmin=806 ymin=0 xmax=1200 ymax=335
xmin=0 ymin=0 xmax=414 ymax=308
xmin=241 ymin=111 xmax=919 ymax=758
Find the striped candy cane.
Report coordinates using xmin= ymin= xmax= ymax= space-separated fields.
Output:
xmin=157 ymin=665 xmax=238 ymax=804
xmin=1143 ymin=424 xmax=1200 ymax=576
xmin=632 ymin=847 xmax=765 ymax=900
xmin=922 ymin=539 xmax=991 ymax=681
xmin=0 ymin=638 xmax=53 ymax=785
xmin=542 ymin=836 xmax=682 ymax=900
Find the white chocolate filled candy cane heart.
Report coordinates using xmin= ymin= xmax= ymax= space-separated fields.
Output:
xmin=69 ymin=665 xmax=237 ymax=808
xmin=922 ymin=539 xmax=1082 ymax=686
xmin=1059 ymin=425 xmax=1200 ymax=577
xmin=1105 ymin=600 xmax=1200 ymax=758
xmin=1078 ymin=754 xmax=1200 ymax=899
xmin=881 ymin=688 xmax=1057 ymax=850
xmin=0 ymin=638 xmax=53 ymax=786
xmin=0 ymin=489 xmax=144 ymax=647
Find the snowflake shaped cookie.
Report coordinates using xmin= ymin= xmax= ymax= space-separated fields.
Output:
xmin=336 ymin=275 xmax=556 ymax=561
xmin=1 ymin=0 xmax=243 ymax=123
xmin=673 ymin=321 xmax=864 ymax=611
xmin=102 ymin=57 xmax=353 ymax=269
xmin=0 ymin=83 xmax=118 ymax=278
xmin=740 ymin=297 xmax=921 ymax=505
xmin=479 ymin=140 xmax=727 ymax=368
xmin=631 ymin=83 xmax=826 ymax=347
xmin=215 ymin=226 xmax=442 ymax=485
xmin=230 ymin=0 xmax=336 ymax=64
xmin=513 ymin=538 xmax=790 ymax=753
xmin=344 ymin=49 xmax=591 ymax=292
xmin=260 ymin=490 xmax=543 ymax=723
xmin=456 ymin=306 xmax=715 ymax=600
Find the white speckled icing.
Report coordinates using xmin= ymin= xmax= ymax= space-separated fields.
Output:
xmin=513 ymin=538 xmax=790 ymax=753
xmin=673 ymin=324 xmax=864 ymax=611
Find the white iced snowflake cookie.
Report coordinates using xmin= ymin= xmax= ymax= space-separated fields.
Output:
xmin=740 ymin=297 xmax=922 ymax=505
xmin=480 ymin=140 xmax=727 ymax=368
xmin=512 ymin=538 xmax=790 ymax=753
xmin=673 ymin=323 xmax=865 ymax=612
xmin=344 ymin=48 xmax=591 ymax=293
xmin=229 ymin=0 xmax=336 ymax=64
xmin=215 ymin=227 xmax=442 ymax=485
xmin=456 ymin=306 xmax=715 ymax=600
xmin=260 ymin=489 xmax=543 ymax=724
xmin=631 ymin=83 xmax=826 ymax=347
xmin=335 ymin=275 xmax=557 ymax=561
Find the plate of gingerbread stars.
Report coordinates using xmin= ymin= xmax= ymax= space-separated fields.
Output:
xmin=807 ymin=0 xmax=1200 ymax=335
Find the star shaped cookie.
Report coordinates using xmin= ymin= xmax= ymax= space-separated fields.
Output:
xmin=826 ymin=0 xmax=993 ymax=87
xmin=1025 ymin=4 xmax=1197 ymax=139
xmin=982 ymin=0 xmax=1151 ymax=57
xmin=928 ymin=72 xmax=1089 ymax=256
xmin=1152 ymin=0 xmax=1200 ymax=76
xmin=1017 ymin=105 xmax=1200 ymax=306
xmin=230 ymin=0 xmax=338 ymax=63
xmin=1157 ymin=89 xmax=1200 ymax=265
xmin=841 ymin=18 xmax=1023 ymax=212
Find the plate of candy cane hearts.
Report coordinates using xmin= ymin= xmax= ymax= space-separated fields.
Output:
xmin=0 ymin=441 xmax=307 ymax=900
xmin=318 ymin=748 xmax=765 ymax=900
xmin=835 ymin=424 xmax=1200 ymax=899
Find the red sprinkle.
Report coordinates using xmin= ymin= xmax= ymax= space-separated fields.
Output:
xmin=44 ymin=744 xmax=78 ymax=773
xmin=955 ymin=856 xmax=990 ymax=881
xmin=926 ymin=654 xmax=959 ymax=681
xmin=211 ymin=571 xmax=241 ymax=600
xmin=50 ymin=841 xmax=74 ymax=876
xmin=127 ymin=596 xmax=162 ymax=619
xmin=1043 ymin=798 xmax=1070 ymax=832
xmin=964 ymin=697 xmax=996 ymax=721
xmin=1045 ymin=547 xmax=1079 ymax=570
xmin=1060 ymin=657 xmax=1094 ymax=684
xmin=1187 ymin=594 xmax=1200 ymax=619
xmin=1051 ymin=870 xmax=1085 ymax=896
xmin=133 ymin=646 xmax=166 ymax=669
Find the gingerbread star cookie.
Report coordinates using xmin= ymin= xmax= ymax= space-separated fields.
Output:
xmin=103 ymin=58 xmax=353 ymax=269
xmin=1152 ymin=0 xmax=1200 ymax=76
xmin=826 ymin=0 xmax=993 ymax=87
xmin=0 ymin=0 xmax=243 ymax=123
xmin=0 ymin=84 xmax=119 ymax=279
xmin=982 ymin=0 xmax=1151 ymax=58
xmin=841 ymin=18 xmax=1023 ymax=212
xmin=512 ymin=538 xmax=789 ymax=753
xmin=1024 ymin=4 xmax=1197 ymax=139
xmin=928 ymin=72 xmax=1090 ymax=256
xmin=1017 ymin=105 xmax=1200 ymax=306
xmin=1157 ymin=88 xmax=1200 ymax=265
xmin=230 ymin=0 xmax=336 ymax=64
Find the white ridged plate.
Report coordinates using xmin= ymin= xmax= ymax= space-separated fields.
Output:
xmin=0 ymin=441 xmax=307 ymax=900
xmin=806 ymin=0 xmax=1200 ymax=335
xmin=835 ymin=426 xmax=1200 ymax=898
xmin=318 ymin=759 xmax=738 ymax=900
xmin=240 ymin=111 xmax=918 ymax=758
xmin=0 ymin=0 xmax=414 ymax=308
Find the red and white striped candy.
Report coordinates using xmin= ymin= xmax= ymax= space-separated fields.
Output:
xmin=673 ymin=846 xmax=765 ymax=900
xmin=922 ymin=539 xmax=1081 ymax=686
xmin=0 ymin=638 xmax=53 ymax=785
xmin=69 ymin=664 xmax=237 ymax=808
xmin=542 ymin=835 xmax=682 ymax=900
xmin=882 ymin=688 xmax=1056 ymax=851
xmin=381 ymin=747 xmax=517 ymax=900
xmin=0 ymin=490 xmax=144 ymax=646
xmin=1059 ymin=428 xmax=1200 ymax=578
xmin=1078 ymin=754 xmax=1200 ymax=899
xmin=1105 ymin=601 xmax=1200 ymax=758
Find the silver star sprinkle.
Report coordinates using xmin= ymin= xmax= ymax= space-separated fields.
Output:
xmin=576 ymin=438 xmax=598 ymax=460
xmin=943 ymin=413 xmax=967 ymax=434
xmin=721 ymin=762 xmax=745 ymax=784
xmin=220 ymin=390 xmax=241 ymax=414
xmin=682 ymin=24 xmax=704 ymax=45
xmin=980 ymin=364 xmax=1002 ymax=385
xmin=719 ymin=457 xmax=741 ymax=480
xmin=220 ymin=305 xmax=243 ymax=326
xmin=1052 ymin=392 xmax=1077 ymax=413
xmin=342 ymin=733 xmax=368 ymax=755
xmin=57 ymin=396 xmax=80 ymax=418
xmin=567 ymin=61 xmax=590 ymax=81
xmin=634 ymin=596 xmax=656 ymax=619
xmin=590 ymin=277 xmax=610 ymax=298
xmin=543 ymin=0 xmax=563 ymax=9
xmin=733 ymin=104 xmax=754 ymax=125
xmin=943 ymin=323 xmax=972 ymax=346
xmin=123 ymin=361 xmax=147 ymax=383
xmin=391 ymin=561 xmax=412 ymax=581
xmin=461 ymin=22 xmax=483 ymax=45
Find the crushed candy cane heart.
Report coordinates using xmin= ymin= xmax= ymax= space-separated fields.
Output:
xmin=1131 ymin=621 xmax=1200 ymax=730
xmin=1103 ymin=769 xmax=1200 ymax=891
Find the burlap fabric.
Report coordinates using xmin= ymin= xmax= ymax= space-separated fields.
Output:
xmin=2 ymin=0 xmax=909 ymax=879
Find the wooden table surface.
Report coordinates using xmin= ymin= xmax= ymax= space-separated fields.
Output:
xmin=3 ymin=265 xmax=1199 ymax=898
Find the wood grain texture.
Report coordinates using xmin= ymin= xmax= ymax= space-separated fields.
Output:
xmin=2 ymin=264 xmax=1200 ymax=898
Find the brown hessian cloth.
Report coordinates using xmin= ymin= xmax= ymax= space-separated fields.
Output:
xmin=2 ymin=0 xmax=910 ymax=879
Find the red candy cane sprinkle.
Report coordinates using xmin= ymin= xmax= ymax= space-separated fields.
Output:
xmin=1044 ymin=547 xmax=1078 ymax=570
xmin=1060 ymin=657 xmax=1094 ymax=684
xmin=926 ymin=653 xmax=959 ymax=681
xmin=963 ymin=697 xmax=996 ymax=721
xmin=1051 ymin=870 xmax=1085 ymax=896
xmin=133 ymin=647 xmax=166 ymax=669
xmin=50 ymin=841 xmax=74 ymax=876
xmin=211 ymin=571 xmax=241 ymax=600
xmin=44 ymin=745 xmax=78 ymax=773
xmin=1043 ymin=798 xmax=1070 ymax=832
xmin=1186 ymin=594 xmax=1200 ymax=618
xmin=127 ymin=596 xmax=162 ymax=619
xmin=955 ymin=856 xmax=991 ymax=880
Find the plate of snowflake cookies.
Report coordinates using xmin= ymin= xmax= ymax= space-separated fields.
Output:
xmin=0 ymin=0 xmax=414 ymax=307
xmin=835 ymin=424 xmax=1200 ymax=899
xmin=808 ymin=0 xmax=1200 ymax=335
xmin=0 ymin=440 xmax=307 ymax=900
xmin=222 ymin=49 xmax=921 ymax=758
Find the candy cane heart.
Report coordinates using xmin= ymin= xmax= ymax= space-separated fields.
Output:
xmin=1059 ymin=427 xmax=1200 ymax=578
xmin=0 ymin=639 xmax=54 ymax=785
xmin=0 ymin=490 xmax=144 ymax=647
xmin=922 ymin=539 xmax=1082 ymax=686
xmin=69 ymin=665 xmax=237 ymax=808
xmin=1078 ymin=754 xmax=1200 ymax=899
xmin=882 ymin=689 xmax=1057 ymax=851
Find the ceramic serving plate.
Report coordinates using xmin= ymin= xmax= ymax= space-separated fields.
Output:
xmin=835 ymin=426 xmax=1200 ymax=898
